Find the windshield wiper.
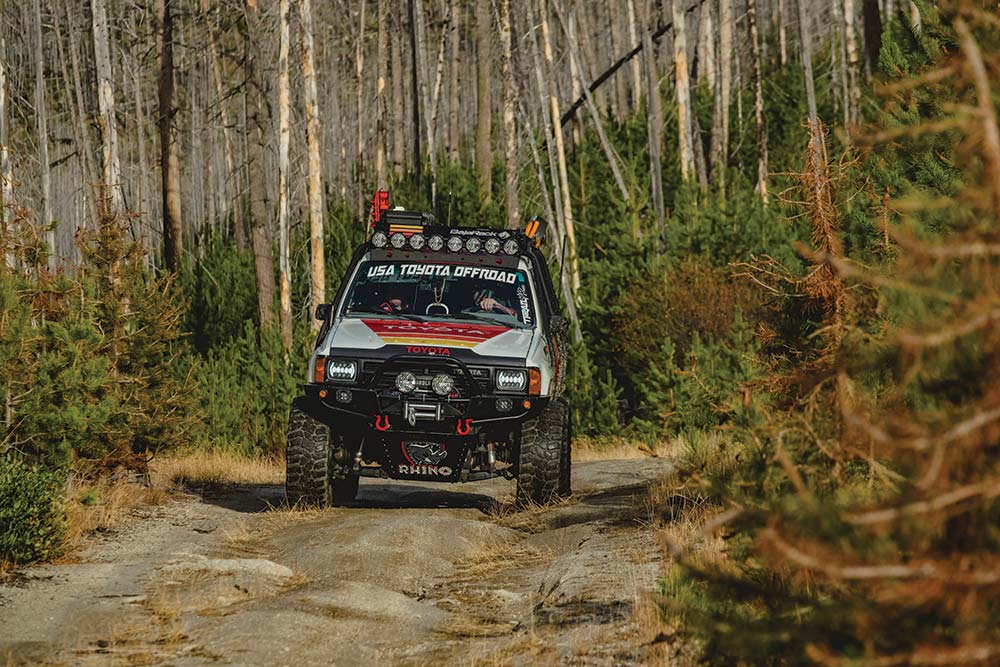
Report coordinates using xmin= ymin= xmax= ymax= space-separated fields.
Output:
xmin=448 ymin=312 xmax=527 ymax=330
xmin=348 ymin=309 xmax=427 ymax=323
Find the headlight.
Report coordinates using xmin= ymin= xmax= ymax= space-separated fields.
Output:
xmin=409 ymin=233 xmax=425 ymax=250
xmin=431 ymin=374 xmax=454 ymax=396
xmin=484 ymin=238 xmax=501 ymax=254
xmin=465 ymin=237 xmax=482 ymax=253
xmin=447 ymin=236 xmax=463 ymax=252
xmin=503 ymin=239 xmax=520 ymax=255
xmin=371 ymin=231 xmax=388 ymax=248
xmin=327 ymin=359 xmax=358 ymax=382
xmin=390 ymin=232 xmax=407 ymax=248
xmin=428 ymin=234 xmax=444 ymax=251
xmin=395 ymin=371 xmax=417 ymax=393
xmin=495 ymin=369 xmax=528 ymax=392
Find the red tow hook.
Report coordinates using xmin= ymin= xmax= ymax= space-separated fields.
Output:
xmin=375 ymin=415 xmax=391 ymax=431
xmin=456 ymin=418 xmax=473 ymax=435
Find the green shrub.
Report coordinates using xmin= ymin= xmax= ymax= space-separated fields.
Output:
xmin=0 ymin=457 xmax=68 ymax=564
xmin=191 ymin=323 xmax=301 ymax=456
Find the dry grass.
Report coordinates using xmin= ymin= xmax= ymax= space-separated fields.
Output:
xmin=150 ymin=450 xmax=284 ymax=489
xmin=452 ymin=538 xmax=552 ymax=582
xmin=573 ymin=435 xmax=684 ymax=462
xmin=487 ymin=493 xmax=579 ymax=532
xmin=65 ymin=476 xmax=172 ymax=549
xmin=223 ymin=503 xmax=334 ymax=555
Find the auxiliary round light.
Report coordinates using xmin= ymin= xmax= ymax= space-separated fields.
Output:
xmin=502 ymin=239 xmax=520 ymax=255
xmin=484 ymin=237 xmax=501 ymax=254
xmin=447 ymin=236 xmax=463 ymax=252
xmin=335 ymin=389 xmax=352 ymax=404
xmin=395 ymin=371 xmax=417 ymax=393
xmin=409 ymin=233 xmax=426 ymax=250
xmin=495 ymin=397 xmax=513 ymax=413
xmin=390 ymin=232 xmax=407 ymax=249
xmin=431 ymin=374 xmax=454 ymax=396
xmin=371 ymin=231 xmax=388 ymax=248
xmin=428 ymin=234 xmax=445 ymax=251
xmin=465 ymin=237 xmax=482 ymax=253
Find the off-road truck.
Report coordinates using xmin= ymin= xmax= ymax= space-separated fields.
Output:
xmin=286 ymin=192 xmax=571 ymax=506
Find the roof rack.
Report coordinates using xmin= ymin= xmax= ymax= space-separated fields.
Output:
xmin=366 ymin=190 xmax=548 ymax=256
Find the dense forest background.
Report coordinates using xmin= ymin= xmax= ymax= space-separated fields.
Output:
xmin=7 ymin=0 xmax=1000 ymax=664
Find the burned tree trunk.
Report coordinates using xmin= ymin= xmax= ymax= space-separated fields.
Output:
xmin=475 ymin=0 xmax=492 ymax=204
xmin=156 ymin=0 xmax=183 ymax=270
xmin=33 ymin=0 xmax=54 ymax=264
xmin=499 ymin=0 xmax=520 ymax=228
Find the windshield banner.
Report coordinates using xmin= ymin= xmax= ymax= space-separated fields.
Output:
xmin=366 ymin=263 xmax=518 ymax=284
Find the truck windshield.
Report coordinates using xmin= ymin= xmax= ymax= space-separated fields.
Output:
xmin=343 ymin=260 xmax=535 ymax=329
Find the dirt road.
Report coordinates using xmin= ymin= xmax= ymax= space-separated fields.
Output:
xmin=1 ymin=459 xmax=678 ymax=666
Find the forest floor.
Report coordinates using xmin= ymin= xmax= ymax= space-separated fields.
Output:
xmin=0 ymin=458 xmax=698 ymax=666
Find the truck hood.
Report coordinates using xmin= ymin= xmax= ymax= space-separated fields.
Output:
xmin=327 ymin=318 xmax=534 ymax=359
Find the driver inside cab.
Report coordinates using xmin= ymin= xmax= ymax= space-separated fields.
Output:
xmin=473 ymin=289 xmax=516 ymax=316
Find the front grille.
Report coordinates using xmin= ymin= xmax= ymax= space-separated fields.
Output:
xmin=361 ymin=359 xmax=491 ymax=397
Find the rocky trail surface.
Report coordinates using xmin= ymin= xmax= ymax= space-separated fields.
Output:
xmin=1 ymin=459 xmax=678 ymax=666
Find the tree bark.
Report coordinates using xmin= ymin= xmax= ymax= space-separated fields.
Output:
xmin=642 ymin=5 xmax=665 ymax=235
xmin=277 ymin=0 xmax=293 ymax=351
xmin=0 ymin=36 xmax=12 ymax=244
xmin=391 ymin=17 xmax=406 ymax=174
xmin=92 ymin=0 xmax=125 ymax=216
xmin=499 ymin=0 xmax=520 ymax=228
xmin=843 ymin=0 xmax=861 ymax=126
xmin=748 ymin=0 xmax=769 ymax=202
xmin=301 ymin=0 xmax=326 ymax=330
xmin=355 ymin=0 xmax=367 ymax=215
xmin=63 ymin=3 xmax=98 ymax=219
xmin=607 ymin=1 xmax=628 ymax=120
xmin=862 ymin=0 xmax=882 ymax=74
xmin=671 ymin=0 xmax=695 ymax=182
xmin=408 ymin=0 xmax=422 ymax=191
xmin=797 ymin=0 xmax=819 ymax=124
xmin=777 ymin=0 xmax=788 ymax=65
xmin=375 ymin=0 xmax=389 ymax=188
xmin=475 ymin=0 xmax=492 ymax=204
xmin=33 ymin=0 xmax=54 ymax=266
xmin=245 ymin=2 xmax=276 ymax=328
xmin=626 ymin=0 xmax=641 ymax=111
xmin=201 ymin=0 xmax=245 ymax=250
xmin=428 ymin=5 xmax=450 ymax=205
xmin=717 ymin=0 xmax=733 ymax=191
xmin=539 ymin=0 xmax=579 ymax=297
xmin=447 ymin=0 xmax=461 ymax=162
xmin=156 ymin=0 xmax=183 ymax=270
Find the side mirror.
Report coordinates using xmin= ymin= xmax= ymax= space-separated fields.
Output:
xmin=314 ymin=304 xmax=332 ymax=321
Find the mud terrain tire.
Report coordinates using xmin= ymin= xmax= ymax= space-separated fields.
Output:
xmin=517 ymin=400 xmax=570 ymax=505
xmin=286 ymin=398 xmax=331 ymax=506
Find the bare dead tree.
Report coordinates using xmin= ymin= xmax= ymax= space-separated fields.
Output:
xmin=475 ymin=0 xmax=492 ymax=204
xmin=156 ymin=0 xmax=183 ymax=270
xmin=499 ymin=0 xmax=520 ymax=228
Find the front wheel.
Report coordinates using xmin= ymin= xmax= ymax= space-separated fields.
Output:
xmin=516 ymin=400 xmax=571 ymax=505
xmin=286 ymin=397 xmax=331 ymax=506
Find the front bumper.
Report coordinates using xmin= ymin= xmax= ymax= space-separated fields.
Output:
xmin=301 ymin=382 xmax=548 ymax=435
